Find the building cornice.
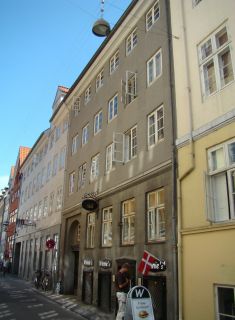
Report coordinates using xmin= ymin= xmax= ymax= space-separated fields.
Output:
xmin=176 ymin=108 xmax=235 ymax=148
xmin=181 ymin=221 xmax=235 ymax=236
xmin=62 ymin=159 xmax=173 ymax=215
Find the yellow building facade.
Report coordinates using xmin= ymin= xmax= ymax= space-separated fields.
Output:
xmin=170 ymin=0 xmax=235 ymax=319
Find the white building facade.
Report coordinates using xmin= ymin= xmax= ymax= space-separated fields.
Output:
xmin=16 ymin=86 xmax=69 ymax=285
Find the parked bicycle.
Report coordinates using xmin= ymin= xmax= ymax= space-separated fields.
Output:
xmin=41 ymin=270 xmax=52 ymax=291
xmin=34 ymin=270 xmax=42 ymax=289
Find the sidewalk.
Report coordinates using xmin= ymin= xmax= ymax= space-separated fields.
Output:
xmin=33 ymin=287 xmax=115 ymax=320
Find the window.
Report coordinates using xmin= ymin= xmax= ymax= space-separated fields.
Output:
xmin=147 ymin=189 xmax=166 ymax=241
xmin=49 ymin=133 xmax=54 ymax=150
xmin=102 ymin=207 xmax=112 ymax=247
xmin=36 ymin=173 xmax=41 ymax=191
xmin=93 ymin=111 xmax=103 ymax=135
xmin=82 ymin=124 xmax=89 ymax=146
xmin=69 ymin=172 xmax=75 ymax=194
xmin=52 ymin=234 xmax=59 ymax=271
xmin=55 ymin=125 xmax=61 ymax=141
xmin=110 ymin=51 xmax=119 ymax=74
xmin=90 ymin=154 xmax=99 ymax=182
xmin=216 ymin=286 xmax=235 ymax=320
xmin=148 ymin=105 xmax=164 ymax=147
xmin=146 ymin=1 xmax=160 ymax=31
xmin=73 ymin=97 xmax=80 ymax=117
xmin=78 ymin=163 xmax=87 ymax=189
xmin=84 ymin=86 xmax=91 ymax=104
xmin=38 ymin=201 xmax=43 ymax=219
xmin=206 ymin=138 xmax=235 ymax=222
xmin=108 ymin=95 xmax=118 ymax=122
xmin=125 ymin=126 xmax=137 ymax=162
xmin=122 ymin=198 xmax=135 ymax=245
xmin=59 ymin=146 xmax=66 ymax=169
xmin=49 ymin=192 xmax=54 ymax=215
xmin=56 ymin=186 xmax=63 ymax=211
xmin=87 ymin=212 xmax=95 ymax=248
xmin=52 ymin=154 xmax=58 ymax=176
xmin=63 ymin=117 xmax=69 ymax=132
xmin=105 ymin=144 xmax=113 ymax=173
xmin=199 ymin=26 xmax=234 ymax=97
xmin=46 ymin=161 xmax=51 ymax=181
xmin=34 ymin=204 xmax=38 ymax=221
xmin=126 ymin=28 xmax=138 ymax=55
xmin=43 ymin=196 xmax=48 ymax=217
xmin=96 ymin=69 xmax=104 ymax=91
xmin=71 ymin=134 xmax=79 ymax=155
xmin=147 ymin=49 xmax=162 ymax=86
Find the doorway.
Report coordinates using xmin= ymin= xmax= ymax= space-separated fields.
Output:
xmin=73 ymin=251 xmax=79 ymax=294
xmin=143 ymin=275 xmax=167 ymax=320
xmin=13 ymin=242 xmax=21 ymax=274
xmin=98 ymin=272 xmax=112 ymax=312
xmin=82 ymin=271 xmax=93 ymax=304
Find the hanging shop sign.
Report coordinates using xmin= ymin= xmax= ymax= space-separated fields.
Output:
xmin=82 ymin=192 xmax=98 ymax=211
xmin=150 ymin=259 xmax=167 ymax=272
xmin=83 ymin=258 xmax=94 ymax=267
xmin=99 ymin=258 xmax=112 ymax=269
xmin=46 ymin=239 xmax=56 ymax=250
xmin=125 ymin=286 xmax=154 ymax=320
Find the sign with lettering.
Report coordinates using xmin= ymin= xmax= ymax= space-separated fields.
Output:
xmin=99 ymin=259 xmax=112 ymax=269
xmin=83 ymin=258 xmax=94 ymax=267
xmin=150 ymin=259 xmax=167 ymax=272
xmin=125 ymin=286 xmax=154 ymax=320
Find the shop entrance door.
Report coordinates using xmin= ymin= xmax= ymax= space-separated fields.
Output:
xmin=82 ymin=271 xmax=93 ymax=304
xmin=143 ymin=276 xmax=167 ymax=320
xmin=73 ymin=251 xmax=79 ymax=294
xmin=98 ymin=272 xmax=111 ymax=312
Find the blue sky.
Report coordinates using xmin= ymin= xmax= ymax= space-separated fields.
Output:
xmin=0 ymin=0 xmax=132 ymax=189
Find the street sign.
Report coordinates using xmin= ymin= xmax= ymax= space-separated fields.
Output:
xmin=125 ymin=286 xmax=155 ymax=320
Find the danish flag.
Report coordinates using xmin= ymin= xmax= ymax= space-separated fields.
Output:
xmin=138 ymin=250 xmax=157 ymax=275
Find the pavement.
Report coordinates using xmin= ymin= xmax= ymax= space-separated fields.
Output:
xmin=0 ymin=273 xmax=114 ymax=320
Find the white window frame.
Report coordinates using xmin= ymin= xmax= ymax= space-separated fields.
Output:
xmin=94 ymin=110 xmax=103 ymax=135
xmin=90 ymin=154 xmax=99 ymax=182
xmin=122 ymin=198 xmax=135 ymax=245
xmin=69 ymin=171 xmax=75 ymax=194
xmin=124 ymin=126 xmax=137 ymax=162
xmin=146 ymin=1 xmax=160 ymax=31
xmin=38 ymin=201 xmax=43 ymax=220
xmin=198 ymin=25 xmax=234 ymax=98
xmin=102 ymin=207 xmax=112 ymax=247
xmin=43 ymin=196 xmax=48 ymax=217
xmin=78 ymin=163 xmax=87 ymax=189
xmin=110 ymin=51 xmax=119 ymax=74
xmin=126 ymin=28 xmax=138 ymax=55
xmin=71 ymin=134 xmax=79 ymax=155
xmin=147 ymin=48 xmax=162 ymax=86
xmin=215 ymin=285 xmax=235 ymax=320
xmin=84 ymin=85 xmax=91 ymax=104
xmin=96 ymin=69 xmax=104 ymax=91
xmin=205 ymin=138 xmax=235 ymax=222
xmin=105 ymin=143 xmax=113 ymax=173
xmin=147 ymin=189 xmax=166 ymax=241
xmin=87 ymin=212 xmax=95 ymax=248
xmin=82 ymin=123 xmax=89 ymax=146
xmin=147 ymin=105 xmax=164 ymax=148
xmin=56 ymin=186 xmax=63 ymax=211
xmin=108 ymin=94 xmax=118 ymax=122
xmin=49 ymin=192 xmax=54 ymax=215
xmin=73 ymin=96 xmax=80 ymax=117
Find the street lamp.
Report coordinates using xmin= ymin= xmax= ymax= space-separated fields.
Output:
xmin=92 ymin=0 xmax=111 ymax=37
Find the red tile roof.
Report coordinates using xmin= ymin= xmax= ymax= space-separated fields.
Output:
xmin=58 ymin=86 xmax=69 ymax=93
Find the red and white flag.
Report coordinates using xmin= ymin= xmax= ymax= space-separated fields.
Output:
xmin=138 ymin=250 xmax=157 ymax=275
